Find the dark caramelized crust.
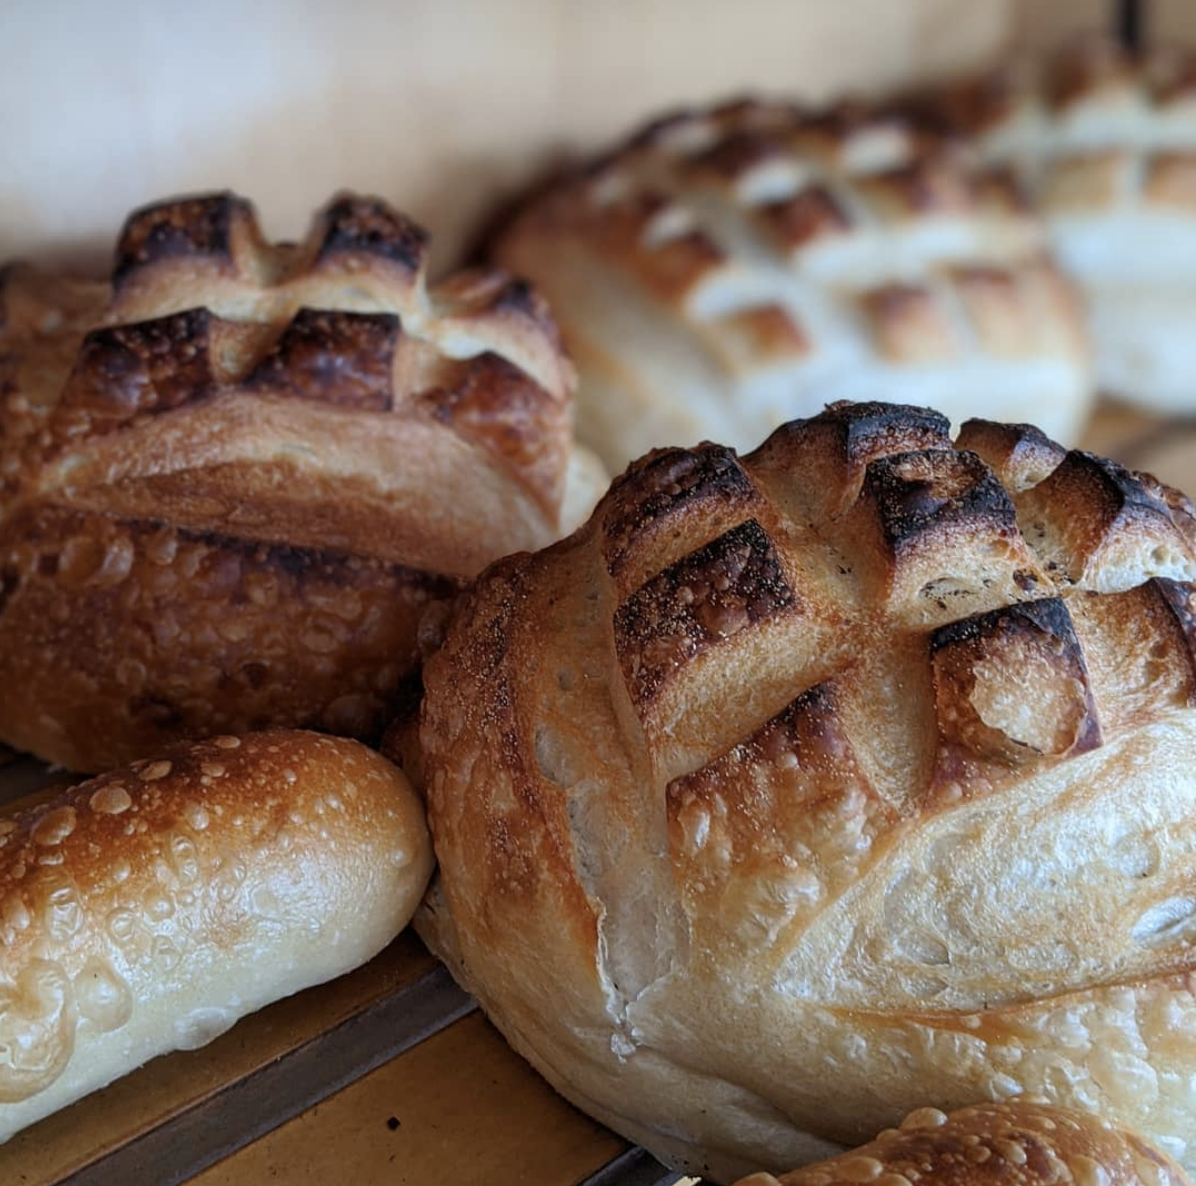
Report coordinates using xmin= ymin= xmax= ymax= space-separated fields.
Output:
xmin=244 ymin=309 xmax=399 ymax=411
xmin=753 ymin=1100 xmax=1192 ymax=1186
xmin=418 ymin=400 xmax=1196 ymax=1183
xmin=0 ymin=190 xmax=580 ymax=771
xmin=930 ymin=597 xmax=1101 ymax=797
xmin=114 ymin=192 xmax=251 ymax=282
xmin=614 ymin=519 xmax=796 ymax=711
xmin=59 ymin=309 xmax=218 ymax=423
xmin=315 ymin=194 xmax=430 ymax=273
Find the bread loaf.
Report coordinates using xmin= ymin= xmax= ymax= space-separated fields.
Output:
xmin=0 ymin=728 xmax=432 ymax=1143
xmin=0 ymin=190 xmax=602 ymax=771
xmin=416 ymin=400 xmax=1196 ymax=1183
xmin=495 ymin=101 xmax=1091 ymax=471
xmin=902 ymin=35 xmax=1196 ymax=411
xmin=733 ymin=1100 xmax=1191 ymax=1186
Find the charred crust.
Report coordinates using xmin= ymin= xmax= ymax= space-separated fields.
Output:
xmin=1153 ymin=578 xmax=1196 ymax=692
xmin=0 ymin=567 xmax=18 ymax=617
xmin=956 ymin=419 xmax=1067 ymax=490
xmin=614 ymin=519 xmax=795 ymax=708
xmin=317 ymin=196 xmax=429 ymax=272
xmin=762 ymin=401 xmax=952 ymax=466
xmin=114 ymin=192 xmax=247 ymax=284
xmin=863 ymin=448 xmax=1014 ymax=553
xmin=492 ymin=276 xmax=539 ymax=319
xmin=931 ymin=595 xmax=1076 ymax=655
xmin=1047 ymin=450 xmax=1179 ymax=524
xmin=60 ymin=308 xmax=215 ymax=419
xmin=156 ymin=519 xmax=461 ymax=597
xmin=415 ymin=351 xmax=558 ymax=495
xmin=245 ymin=308 xmax=400 ymax=411
xmin=668 ymin=680 xmax=847 ymax=802
xmin=757 ymin=186 xmax=853 ymax=248
xmin=690 ymin=130 xmax=787 ymax=179
xmin=931 ymin=596 xmax=1101 ymax=763
xmin=601 ymin=444 xmax=759 ymax=576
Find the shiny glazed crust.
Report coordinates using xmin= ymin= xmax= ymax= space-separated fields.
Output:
xmin=0 ymin=192 xmax=585 ymax=771
xmin=0 ymin=729 xmax=433 ymax=1142
xmin=735 ymin=1100 xmax=1191 ymax=1186
xmin=495 ymin=101 xmax=1090 ymax=470
xmin=418 ymin=401 xmax=1196 ymax=1183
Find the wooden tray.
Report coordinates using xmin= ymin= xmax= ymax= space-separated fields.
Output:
xmin=3 ymin=402 xmax=1193 ymax=1186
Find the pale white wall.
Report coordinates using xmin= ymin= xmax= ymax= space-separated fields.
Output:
xmin=0 ymin=0 xmax=1013 ymax=274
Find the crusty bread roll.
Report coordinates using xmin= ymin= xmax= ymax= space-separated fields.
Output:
xmin=416 ymin=400 xmax=1196 ymax=1184
xmin=0 ymin=728 xmax=432 ymax=1143
xmin=494 ymin=101 xmax=1091 ymax=472
xmin=0 ymin=190 xmax=604 ymax=772
xmin=903 ymin=35 xmax=1196 ymax=411
xmin=733 ymin=1100 xmax=1191 ymax=1186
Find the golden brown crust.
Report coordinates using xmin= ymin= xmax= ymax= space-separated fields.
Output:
xmin=0 ymin=729 xmax=432 ymax=1141
xmin=735 ymin=1100 xmax=1192 ymax=1186
xmin=0 ymin=191 xmax=582 ymax=771
xmin=495 ymin=99 xmax=1090 ymax=470
xmin=418 ymin=401 xmax=1196 ymax=1183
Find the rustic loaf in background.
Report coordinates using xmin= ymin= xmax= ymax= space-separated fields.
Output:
xmin=903 ymin=34 xmax=1196 ymax=411
xmin=732 ymin=1100 xmax=1192 ymax=1186
xmin=418 ymin=400 xmax=1196 ymax=1183
xmin=495 ymin=101 xmax=1091 ymax=471
xmin=0 ymin=729 xmax=432 ymax=1143
xmin=0 ymin=191 xmax=601 ymax=771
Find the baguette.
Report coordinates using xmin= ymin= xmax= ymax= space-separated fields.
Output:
xmin=0 ymin=729 xmax=432 ymax=1142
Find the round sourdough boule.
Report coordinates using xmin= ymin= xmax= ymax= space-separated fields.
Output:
xmin=732 ymin=1100 xmax=1192 ymax=1186
xmin=495 ymin=100 xmax=1091 ymax=472
xmin=901 ymin=34 xmax=1196 ymax=412
xmin=0 ymin=728 xmax=433 ymax=1143
xmin=417 ymin=400 xmax=1196 ymax=1183
xmin=0 ymin=190 xmax=604 ymax=772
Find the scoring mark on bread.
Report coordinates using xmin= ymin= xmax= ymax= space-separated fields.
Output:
xmin=316 ymin=195 xmax=430 ymax=274
xmin=614 ymin=519 xmax=796 ymax=709
xmin=59 ymin=309 xmax=217 ymax=423
xmin=245 ymin=309 xmax=399 ymax=411
xmin=114 ymin=192 xmax=246 ymax=283
xmin=930 ymin=597 xmax=1101 ymax=787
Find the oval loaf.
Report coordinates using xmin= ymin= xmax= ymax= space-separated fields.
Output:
xmin=418 ymin=400 xmax=1196 ymax=1183
xmin=0 ymin=190 xmax=599 ymax=771
xmin=733 ymin=1100 xmax=1191 ymax=1186
xmin=495 ymin=101 xmax=1090 ymax=471
xmin=0 ymin=729 xmax=433 ymax=1142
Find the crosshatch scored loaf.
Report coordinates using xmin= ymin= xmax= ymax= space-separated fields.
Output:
xmin=495 ymin=99 xmax=1092 ymax=472
xmin=0 ymin=190 xmax=600 ymax=772
xmin=415 ymin=400 xmax=1196 ymax=1184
